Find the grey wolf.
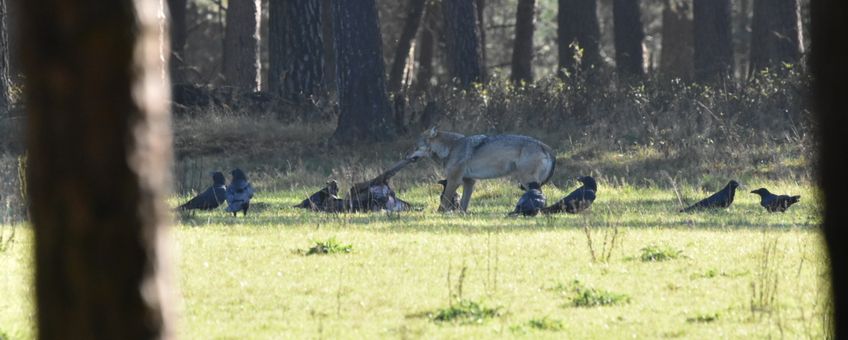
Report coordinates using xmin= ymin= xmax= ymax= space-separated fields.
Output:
xmin=509 ymin=182 xmax=546 ymax=216
xmin=179 ymin=171 xmax=227 ymax=210
xmin=226 ymin=168 xmax=255 ymax=216
xmin=542 ymin=176 xmax=597 ymax=214
xmin=750 ymin=188 xmax=800 ymax=212
xmin=680 ymin=180 xmax=739 ymax=212
xmin=407 ymin=128 xmax=556 ymax=212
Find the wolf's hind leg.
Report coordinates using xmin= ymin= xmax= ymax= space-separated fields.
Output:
xmin=460 ymin=178 xmax=476 ymax=212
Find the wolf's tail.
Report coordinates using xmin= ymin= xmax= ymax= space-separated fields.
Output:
xmin=541 ymin=150 xmax=557 ymax=186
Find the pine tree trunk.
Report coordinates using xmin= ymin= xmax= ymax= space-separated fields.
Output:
xmin=693 ymin=0 xmax=733 ymax=83
xmin=222 ymin=0 xmax=261 ymax=91
xmin=476 ymin=0 xmax=487 ymax=82
xmin=442 ymin=0 xmax=483 ymax=88
xmin=511 ymin=0 xmax=536 ymax=84
xmin=613 ymin=0 xmax=645 ymax=79
xmin=558 ymin=0 xmax=602 ymax=75
xmin=388 ymin=0 xmax=427 ymax=94
xmin=331 ymin=0 xmax=395 ymax=143
xmin=321 ymin=0 xmax=336 ymax=98
xmin=19 ymin=0 xmax=176 ymax=337
xmin=167 ymin=0 xmax=187 ymax=84
xmin=414 ymin=2 xmax=438 ymax=93
xmin=659 ymin=0 xmax=694 ymax=81
xmin=0 ymin=0 xmax=10 ymax=116
xmin=749 ymin=0 xmax=803 ymax=74
xmin=269 ymin=0 xmax=325 ymax=100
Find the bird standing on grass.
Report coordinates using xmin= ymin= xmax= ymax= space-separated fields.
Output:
xmin=226 ymin=168 xmax=254 ymax=216
xmin=680 ymin=180 xmax=739 ymax=212
xmin=542 ymin=176 xmax=597 ymax=214
xmin=750 ymin=188 xmax=800 ymax=212
xmin=509 ymin=182 xmax=546 ymax=216
xmin=294 ymin=180 xmax=340 ymax=211
xmin=178 ymin=171 xmax=227 ymax=211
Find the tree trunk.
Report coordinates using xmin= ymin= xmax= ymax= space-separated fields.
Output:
xmin=511 ymin=0 xmax=536 ymax=84
xmin=0 ymin=0 xmax=10 ymax=116
xmin=331 ymin=0 xmax=395 ymax=143
xmin=167 ymin=0 xmax=187 ymax=84
xmin=476 ymin=0 xmax=487 ymax=82
xmin=414 ymin=1 xmax=438 ymax=93
xmin=659 ymin=0 xmax=694 ymax=81
xmin=811 ymin=1 xmax=848 ymax=338
xmin=442 ymin=0 xmax=483 ymax=88
xmin=749 ymin=0 xmax=803 ymax=74
xmin=613 ymin=0 xmax=645 ymax=79
xmin=19 ymin=0 xmax=176 ymax=337
xmin=388 ymin=0 xmax=427 ymax=94
xmin=222 ymin=0 xmax=261 ymax=91
xmin=693 ymin=0 xmax=733 ymax=83
xmin=269 ymin=0 xmax=325 ymax=101
xmin=321 ymin=0 xmax=336 ymax=98
xmin=558 ymin=0 xmax=602 ymax=75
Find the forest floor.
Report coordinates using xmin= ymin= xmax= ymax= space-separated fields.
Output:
xmin=0 ymin=178 xmax=829 ymax=339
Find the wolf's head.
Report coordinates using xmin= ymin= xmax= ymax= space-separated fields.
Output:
xmin=407 ymin=127 xmax=452 ymax=161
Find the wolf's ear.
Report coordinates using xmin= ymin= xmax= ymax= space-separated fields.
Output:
xmin=425 ymin=126 xmax=437 ymax=138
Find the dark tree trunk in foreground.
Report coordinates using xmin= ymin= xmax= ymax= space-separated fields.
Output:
xmin=511 ymin=0 xmax=536 ymax=84
xmin=613 ymin=0 xmax=645 ymax=79
xmin=660 ymin=0 xmax=694 ymax=81
xmin=0 ymin=0 xmax=11 ymax=115
xmin=811 ymin=1 xmax=848 ymax=338
xmin=558 ymin=0 xmax=602 ymax=75
xmin=269 ymin=0 xmax=325 ymax=100
xmin=388 ymin=0 xmax=427 ymax=94
xmin=167 ymin=0 xmax=187 ymax=84
xmin=812 ymin=1 xmax=848 ymax=338
xmin=442 ymin=0 xmax=483 ymax=88
xmin=222 ymin=0 xmax=261 ymax=91
xmin=750 ymin=0 xmax=803 ymax=74
xmin=20 ymin=0 xmax=176 ymax=337
xmin=693 ymin=0 xmax=733 ymax=83
xmin=414 ymin=1 xmax=439 ymax=93
xmin=332 ymin=0 xmax=395 ymax=143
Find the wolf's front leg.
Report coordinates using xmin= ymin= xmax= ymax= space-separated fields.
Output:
xmin=459 ymin=178 xmax=476 ymax=212
xmin=440 ymin=179 xmax=461 ymax=212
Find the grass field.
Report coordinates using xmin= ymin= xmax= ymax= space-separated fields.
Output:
xmin=0 ymin=179 xmax=830 ymax=339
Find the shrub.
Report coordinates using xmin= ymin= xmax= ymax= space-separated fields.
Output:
xmin=570 ymin=280 xmax=631 ymax=307
xmin=430 ymin=299 xmax=501 ymax=324
xmin=640 ymin=244 xmax=683 ymax=262
xmin=305 ymin=237 xmax=353 ymax=255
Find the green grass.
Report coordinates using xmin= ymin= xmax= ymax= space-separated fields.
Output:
xmin=0 ymin=179 xmax=830 ymax=339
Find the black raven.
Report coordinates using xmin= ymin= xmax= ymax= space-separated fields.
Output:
xmin=751 ymin=188 xmax=800 ymax=212
xmin=437 ymin=179 xmax=461 ymax=212
xmin=680 ymin=180 xmax=739 ymax=212
xmin=542 ymin=176 xmax=597 ymax=214
xmin=294 ymin=180 xmax=340 ymax=211
xmin=178 ymin=171 xmax=227 ymax=210
xmin=509 ymin=182 xmax=546 ymax=216
xmin=226 ymin=168 xmax=254 ymax=216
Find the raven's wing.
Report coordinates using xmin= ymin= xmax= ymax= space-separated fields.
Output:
xmin=179 ymin=186 xmax=225 ymax=210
